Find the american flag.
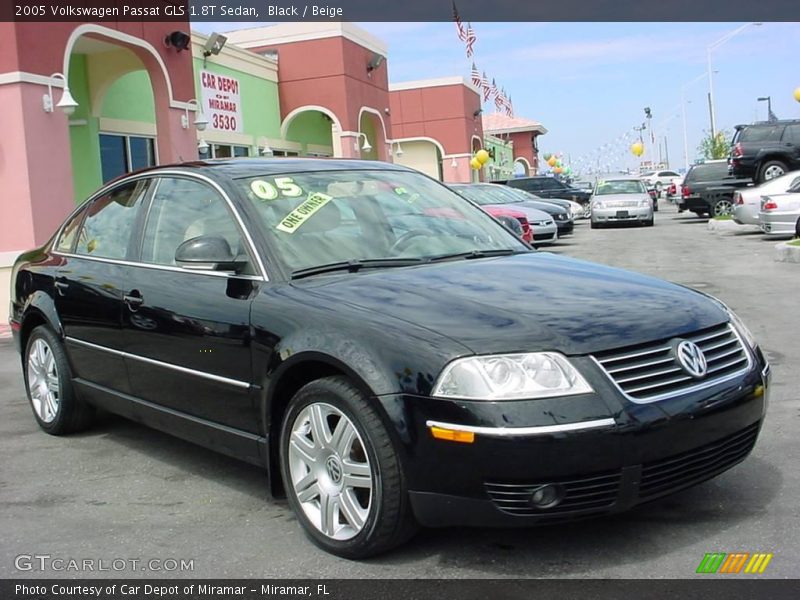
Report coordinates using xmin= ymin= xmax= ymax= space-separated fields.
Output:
xmin=490 ymin=78 xmax=498 ymax=99
xmin=481 ymin=71 xmax=491 ymax=102
xmin=465 ymin=23 xmax=476 ymax=58
xmin=505 ymin=95 xmax=514 ymax=117
xmin=470 ymin=63 xmax=481 ymax=88
xmin=452 ymin=2 xmax=467 ymax=42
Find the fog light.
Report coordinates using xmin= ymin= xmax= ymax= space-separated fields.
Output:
xmin=530 ymin=484 xmax=564 ymax=509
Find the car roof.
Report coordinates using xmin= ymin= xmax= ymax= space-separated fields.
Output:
xmin=116 ymin=158 xmax=414 ymax=182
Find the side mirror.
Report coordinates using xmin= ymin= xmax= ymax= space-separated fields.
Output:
xmin=175 ymin=236 xmax=247 ymax=272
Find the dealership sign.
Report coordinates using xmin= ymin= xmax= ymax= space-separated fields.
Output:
xmin=200 ymin=70 xmax=243 ymax=133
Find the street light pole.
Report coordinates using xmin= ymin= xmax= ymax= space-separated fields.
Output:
xmin=707 ymin=22 xmax=762 ymax=138
xmin=681 ymin=72 xmax=710 ymax=171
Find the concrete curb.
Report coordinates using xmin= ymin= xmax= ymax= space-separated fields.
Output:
xmin=707 ymin=219 xmax=760 ymax=235
xmin=774 ymin=241 xmax=800 ymax=263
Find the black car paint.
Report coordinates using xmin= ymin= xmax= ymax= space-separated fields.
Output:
xmin=679 ymin=163 xmax=751 ymax=215
xmin=729 ymin=120 xmax=800 ymax=181
xmin=10 ymin=159 xmax=769 ymax=527
xmin=500 ymin=176 xmax=592 ymax=204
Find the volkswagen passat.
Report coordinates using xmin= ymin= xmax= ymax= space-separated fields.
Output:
xmin=10 ymin=160 xmax=769 ymax=558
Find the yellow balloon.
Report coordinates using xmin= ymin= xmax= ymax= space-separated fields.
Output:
xmin=470 ymin=157 xmax=482 ymax=170
xmin=475 ymin=149 xmax=490 ymax=164
xmin=631 ymin=142 xmax=644 ymax=157
xmin=794 ymin=87 xmax=800 ymax=102
xmin=547 ymin=156 xmax=557 ymax=167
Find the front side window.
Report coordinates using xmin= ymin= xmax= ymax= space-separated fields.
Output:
xmin=140 ymin=177 xmax=255 ymax=274
xmin=75 ymin=180 xmax=150 ymax=259
xmin=238 ymin=171 xmax=525 ymax=274
xmin=782 ymin=125 xmax=800 ymax=144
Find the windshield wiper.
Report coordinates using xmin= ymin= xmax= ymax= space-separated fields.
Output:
xmin=291 ymin=258 xmax=426 ymax=280
xmin=427 ymin=248 xmax=526 ymax=263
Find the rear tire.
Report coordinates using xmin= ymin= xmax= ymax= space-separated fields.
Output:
xmin=712 ymin=198 xmax=734 ymax=218
xmin=758 ymin=160 xmax=787 ymax=183
xmin=23 ymin=325 xmax=94 ymax=435
xmin=279 ymin=376 xmax=417 ymax=558
xmin=590 ymin=221 xmax=600 ymax=229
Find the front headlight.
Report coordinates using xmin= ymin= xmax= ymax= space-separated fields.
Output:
xmin=702 ymin=293 xmax=758 ymax=349
xmin=593 ymin=201 xmax=605 ymax=209
xmin=639 ymin=199 xmax=651 ymax=207
xmin=728 ymin=308 xmax=758 ymax=349
xmin=432 ymin=352 xmax=594 ymax=400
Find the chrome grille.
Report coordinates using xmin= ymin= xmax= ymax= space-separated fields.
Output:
xmin=485 ymin=471 xmax=621 ymax=516
xmin=639 ymin=422 xmax=760 ymax=500
xmin=592 ymin=323 xmax=750 ymax=402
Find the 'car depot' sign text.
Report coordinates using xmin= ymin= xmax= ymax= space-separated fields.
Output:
xmin=200 ymin=70 xmax=243 ymax=133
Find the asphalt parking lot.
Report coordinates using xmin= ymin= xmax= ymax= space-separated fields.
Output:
xmin=1 ymin=202 xmax=797 ymax=579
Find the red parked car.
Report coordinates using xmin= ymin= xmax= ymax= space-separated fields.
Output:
xmin=483 ymin=206 xmax=533 ymax=243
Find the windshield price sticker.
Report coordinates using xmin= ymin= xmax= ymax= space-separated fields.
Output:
xmin=276 ymin=193 xmax=333 ymax=233
xmin=251 ymin=177 xmax=304 ymax=201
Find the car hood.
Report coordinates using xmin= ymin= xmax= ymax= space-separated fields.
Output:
xmin=295 ymin=252 xmax=728 ymax=356
xmin=515 ymin=200 xmax=568 ymax=216
xmin=486 ymin=203 xmax=552 ymax=223
xmin=593 ymin=194 xmax=649 ymax=204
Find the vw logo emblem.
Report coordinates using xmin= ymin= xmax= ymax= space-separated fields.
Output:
xmin=325 ymin=456 xmax=343 ymax=484
xmin=675 ymin=340 xmax=708 ymax=379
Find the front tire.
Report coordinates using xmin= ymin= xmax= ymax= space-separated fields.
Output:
xmin=24 ymin=325 xmax=94 ymax=435
xmin=279 ymin=376 xmax=416 ymax=558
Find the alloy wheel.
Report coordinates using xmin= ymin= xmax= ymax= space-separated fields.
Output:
xmin=764 ymin=165 xmax=785 ymax=180
xmin=27 ymin=338 xmax=60 ymax=423
xmin=714 ymin=200 xmax=734 ymax=217
xmin=287 ymin=402 xmax=373 ymax=540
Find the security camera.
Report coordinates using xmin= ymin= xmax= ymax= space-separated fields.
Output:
xmin=165 ymin=31 xmax=191 ymax=53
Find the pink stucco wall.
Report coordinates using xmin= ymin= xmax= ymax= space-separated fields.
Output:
xmin=389 ymin=84 xmax=483 ymax=156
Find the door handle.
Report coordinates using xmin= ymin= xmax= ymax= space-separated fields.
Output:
xmin=123 ymin=291 xmax=144 ymax=312
xmin=54 ymin=280 xmax=69 ymax=296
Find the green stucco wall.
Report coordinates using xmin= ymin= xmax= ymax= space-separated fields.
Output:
xmin=101 ymin=71 xmax=156 ymax=122
xmin=286 ymin=111 xmax=334 ymax=151
xmin=67 ymin=54 xmax=102 ymax=204
xmin=193 ymin=58 xmax=282 ymax=150
xmin=484 ymin=135 xmax=515 ymax=180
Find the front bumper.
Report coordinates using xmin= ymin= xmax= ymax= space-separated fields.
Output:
xmin=378 ymin=348 xmax=769 ymax=527
xmin=592 ymin=206 xmax=652 ymax=223
xmin=554 ymin=219 xmax=574 ymax=235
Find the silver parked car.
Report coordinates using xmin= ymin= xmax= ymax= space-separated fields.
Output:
xmin=733 ymin=170 xmax=800 ymax=225
xmin=591 ymin=178 xmax=654 ymax=228
xmin=759 ymin=185 xmax=800 ymax=238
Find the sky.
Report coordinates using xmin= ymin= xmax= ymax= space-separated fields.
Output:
xmin=192 ymin=21 xmax=800 ymax=176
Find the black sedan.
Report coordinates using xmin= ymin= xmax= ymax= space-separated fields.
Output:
xmin=10 ymin=159 xmax=769 ymax=559
xmin=501 ymin=175 xmax=592 ymax=204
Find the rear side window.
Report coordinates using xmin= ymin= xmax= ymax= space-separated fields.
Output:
xmin=685 ymin=163 xmax=730 ymax=183
xmin=55 ymin=206 xmax=88 ymax=253
xmin=739 ymin=125 xmax=783 ymax=143
xmin=75 ymin=180 xmax=149 ymax=259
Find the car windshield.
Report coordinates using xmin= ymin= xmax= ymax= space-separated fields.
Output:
xmin=595 ymin=180 xmax=646 ymax=195
xmin=238 ymin=170 xmax=527 ymax=274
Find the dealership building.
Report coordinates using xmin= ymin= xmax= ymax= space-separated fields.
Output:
xmin=0 ymin=20 xmax=545 ymax=324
